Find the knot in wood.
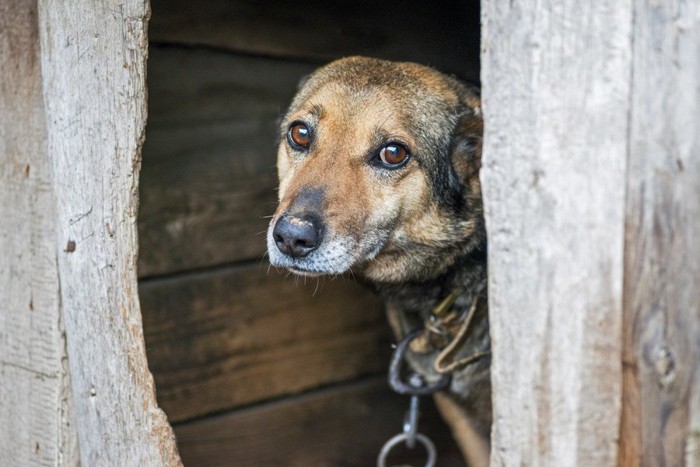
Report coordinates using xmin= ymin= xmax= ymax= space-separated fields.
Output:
xmin=654 ymin=345 xmax=676 ymax=388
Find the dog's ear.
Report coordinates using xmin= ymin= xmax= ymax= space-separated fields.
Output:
xmin=448 ymin=104 xmax=483 ymax=183
xmin=436 ymin=105 xmax=482 ymax=214
xmin=438 ymin=99 xmax=483 ymax=215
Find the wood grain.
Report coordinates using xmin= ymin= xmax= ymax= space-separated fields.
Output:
xmin=0 ymin=1 xmax=78 ymax=464
xmin=174 ymin=377 xmax=465 ymax=467
xmin=138 ymin=47 xmax=317 ymax=277
xmin=37 ymin=1 xmax=181 ymax=465
xmin=141 ymin=265 xmax=389 ymax=423
xmin=481 ymin=1 xmax=631 ymax=465
xmin=149 ymin=0 xmax=481 ymax=83
xmin=619 ymin=1 xmax=700 ymax=466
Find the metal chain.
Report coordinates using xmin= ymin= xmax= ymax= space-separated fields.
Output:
xmin=388 ymin=329 xmax=451 ymax=395
xmin=379 ymin=285 xmax=487 ymax=466
xmin=378 ymin=332 xmax=444 ymax=467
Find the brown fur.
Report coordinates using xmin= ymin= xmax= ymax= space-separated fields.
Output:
xmin=267 ymin=56 xmax=489 ymax=465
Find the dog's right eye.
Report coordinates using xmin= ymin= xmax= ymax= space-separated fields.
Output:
xmin=377 ymin=143 xmax=410 ymax=168
xmin=288 ymin=122 xmax=311 ymax=150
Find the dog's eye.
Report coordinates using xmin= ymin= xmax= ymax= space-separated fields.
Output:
xmin=288 ymin=122 xmax=311 ymax=150
xmin=378 ymin=144 xmax=410 ymax=167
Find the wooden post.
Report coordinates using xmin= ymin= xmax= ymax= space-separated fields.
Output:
xmin=0 ymin=1 xmax=79 ymax=464
xmin=12 ymin=0 xmax=182 ymax=465
xmin=482 ymin=1 xmax=700 ymax=466
xmin=481 ymin=1 xmax=631 ymax=465
xmin=619 ymin=1 xmax=700 ymax=466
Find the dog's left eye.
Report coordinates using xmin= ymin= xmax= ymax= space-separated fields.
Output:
xmin=378 ymin=144 xmax=410 ymax=167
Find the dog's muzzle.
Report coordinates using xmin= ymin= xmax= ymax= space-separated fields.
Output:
xmin=272 ymin=214 xmax=324 ymax=258
xmin=266 ymin=213 xmax=359 ymax=275
xmin=267 ymin=186 xmax=372 ymax=275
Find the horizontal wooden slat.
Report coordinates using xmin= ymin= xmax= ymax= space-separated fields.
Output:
xmin=174 ymin=377 xmax=465 ymax=467
xmin=141 ymin=264 xmax=389 ymax=422
xmin=139 ymin=47 xmax=317 ymax=277
xmin=149 ymin=0 xmax=481 ymax=83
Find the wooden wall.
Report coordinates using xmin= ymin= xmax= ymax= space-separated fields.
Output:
xmin=0 ymin=1 xmax=79 ymax=463
xmin=482 ymin=1 xmax=700 ymax=466
xmin=3 ymin=1 xmax=695 ymax=465
xmin=139 ymin=1 xmax=481 ymax=465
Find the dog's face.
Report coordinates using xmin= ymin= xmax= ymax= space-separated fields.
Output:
xmin=267 ymin=57 xmax=484 ymax=283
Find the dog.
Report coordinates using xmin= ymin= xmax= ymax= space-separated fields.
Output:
xmin=266 ymin=56 xmax=490 ymax=466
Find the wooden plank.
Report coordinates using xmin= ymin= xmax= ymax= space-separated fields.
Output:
xmin=138 ymin=47 xmax=317 ymax=277
xmin=141 ymin=264 xmax=389 ymax=423
xmin=149 ymin=0 xmax=481 ymax=83
xmin=480 ymin=1 xmax=632 ymax=465
xmin=174 ymin=377 xmax=465 ymax=467
xmin=37 ymin=2 xmax=182 ymax=465
xmin=619 ymin=2 xmax=700 ymax=466
xmin=0 ymin=1 xmax=78 ymax=464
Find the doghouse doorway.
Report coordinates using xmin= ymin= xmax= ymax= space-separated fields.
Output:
xmin=138 ymin=1 xmax=481 ymax=465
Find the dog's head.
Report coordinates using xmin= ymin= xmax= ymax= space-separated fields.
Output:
xmin=267 ymin=57 xmax=484 ymax=283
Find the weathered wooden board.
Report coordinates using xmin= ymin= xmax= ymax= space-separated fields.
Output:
xmin=37 ymin=1 xmax=181 ymax=465
xmin=0 ymin=1 xmax=78 ymax=464
xmin=139 ymin=47 xmax=316 ymax=277
xmin=481 ymin=1 xmax=631 ymax=466
xmin=141 ymin=265 xmax=389 ymax=422
xmin=174 ymin=377 xmax=465 ymax=467
xmin=149 ymin=0 xmax=481 ymax=83
xmin=618 ymin=1 xmax=700 ymax=466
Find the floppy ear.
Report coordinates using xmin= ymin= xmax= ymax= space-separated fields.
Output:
xmin=449 ymin=103 xmax=483 ymax=184
xmin=437 ymin=96 xmax=484 ymax=217
xmin=436 ymin=105 xmax=483 ymax=214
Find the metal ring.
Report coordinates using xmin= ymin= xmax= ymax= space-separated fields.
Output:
xmin=377 ymin=432 xmax=437 ymax=467
xmin=389 ymin=329 xmax=451 ymax=395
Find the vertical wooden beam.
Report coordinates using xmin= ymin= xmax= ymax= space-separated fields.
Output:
xmin=481 ymin=1 xmax=632 ymax=465
xmin=619 ymin=1 xmax=700 ymax=466
xmin=37 ymin=1 xmax=182 ymax=465
xmin=0 ymin=1 xmax=79 ymax=464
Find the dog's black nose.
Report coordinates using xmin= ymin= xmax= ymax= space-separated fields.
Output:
xmin=273 ymin=215 xmax=323 ymax=258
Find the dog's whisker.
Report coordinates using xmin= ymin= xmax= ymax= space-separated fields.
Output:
xmin=257 ymin=250 xmax=270 ymax=267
